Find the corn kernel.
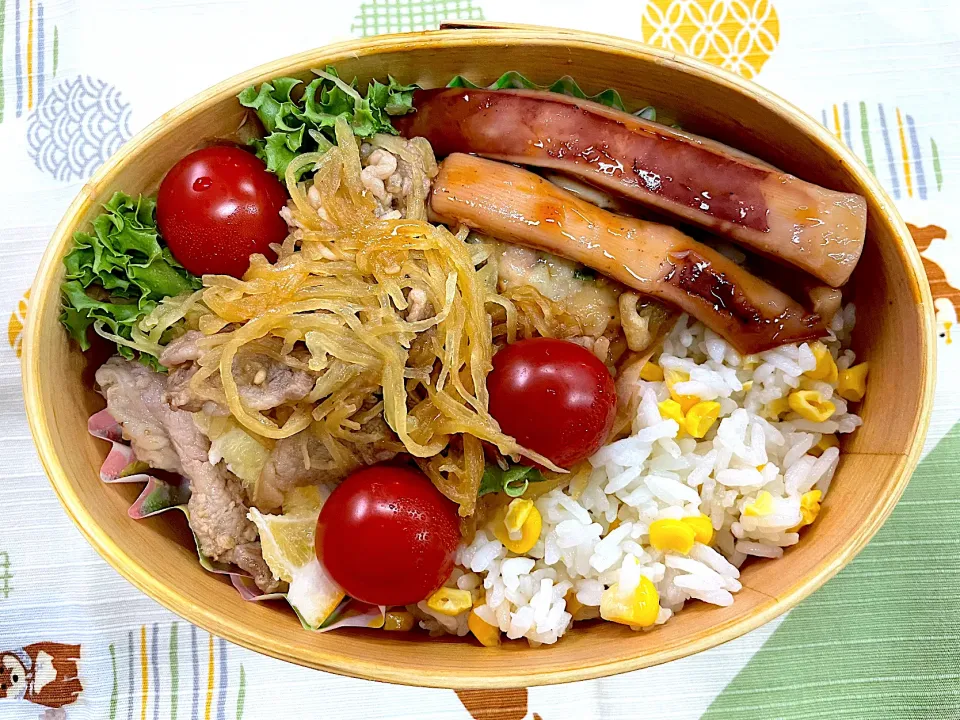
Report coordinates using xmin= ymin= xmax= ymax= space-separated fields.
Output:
xmin=658 ymin=399 xmax=686 ymax=429
xmin=504 ymin=498 xmax=534 ymax=534
xmin=564 ymin=590 xmax=599 ymax=621
xmin=805 ymin=342 xmax=839 ymax=383
xmin=493 ymin=502 xmax=542 ymax=554
xmin=803 ymin=489 xmax=822 ymax=506
xmin=685 ymin=401 xmax=721 ymax=438
xmin=383 ymin=611 xmax=415 ymax=631
xmin=664 ymin=368 xmax=686 ymax=386
xmin=838 ymin=362 xmax=869 ymax=402
xmin=810 ymin=434 xmax=839 ymax=457
xmin=426 ymin=588 xmax=473 ymax=617
xmin=665 ymin=369 xmax=699 ymax=413
xmin=565 ymin=590 xmax=586 ymax=619
xmin=744 ymin=490 xmax=775 ymax=517
xmin=788 ymin=390 xmax=836 ymax=423
xmin=790 ymin=490 xmax=823 ymax=532
xmin=649 ymin=518 xmax=696 ymax=554
xmin=741 ymin=380 xmax=754 ymax=393
xmin=600 ymin=576 xmax=660 ymax=628
xmin=664 ymin=368 xmax=686 ymax=387
xmin=640 ymin=362 xmax=664 ymax=382
xmin=681 ymin=514 xmax=714 ymax=544
xmin=801 ymin=489 xmax=822 ymax=520
xmin=766 ymin=397 xmax=790 ymax=418
xmin=467 ymin=610 xmax=501 ymax=647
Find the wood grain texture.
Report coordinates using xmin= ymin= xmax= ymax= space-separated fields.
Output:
xmin=21 ymin=27 xmax=935 ymax=688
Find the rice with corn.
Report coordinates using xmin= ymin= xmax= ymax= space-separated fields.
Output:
xmin=416 ymin=306 xmax=868 ymax=646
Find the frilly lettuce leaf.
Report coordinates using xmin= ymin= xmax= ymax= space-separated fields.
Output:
xmin=238 ymin=67 xmax=418 ymax=179
xmin=59 ymin=192 xmax=201 ymax=369
xmin=446 ymin=71 xmax=661 ymax=122
xmin=238 ymin=68 xmax=664 ymax=180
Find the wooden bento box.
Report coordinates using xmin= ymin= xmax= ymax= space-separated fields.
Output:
xmin=23 ymin=27 xmax=934 ymax=688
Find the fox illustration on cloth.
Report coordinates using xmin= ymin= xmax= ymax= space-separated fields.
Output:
xmin=0 ymin=643 xmax=82 ymax=709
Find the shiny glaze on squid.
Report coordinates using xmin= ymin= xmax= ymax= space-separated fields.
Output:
xmin=430 ymin=154 xmax=825 ymax=354
xmin=396 ymin=88 xmax=867 ymax=287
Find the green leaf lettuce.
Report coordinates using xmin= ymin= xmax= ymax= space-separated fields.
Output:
xmin=59 ymin=192 xmax=201 ymax=369
xmin=238 ymin=67 xmax=418 ymax=179
xmin=446 ymin=71 xmax=661 ymax=121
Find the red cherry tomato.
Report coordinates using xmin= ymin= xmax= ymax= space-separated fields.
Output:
xmin=315 ymin=464 xmax=461 ymax=606
xmin=487 ymin=338 xmax=617 ymax=468
xmin=156 ymin=146 xmax=288 ymax=277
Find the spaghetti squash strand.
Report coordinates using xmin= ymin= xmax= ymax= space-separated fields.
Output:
xmin=194 ymin=134 xmax=563 ymax=513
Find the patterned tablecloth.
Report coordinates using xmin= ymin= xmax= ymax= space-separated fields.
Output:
xmin=1 ymin=1 xmax=958 ymax=718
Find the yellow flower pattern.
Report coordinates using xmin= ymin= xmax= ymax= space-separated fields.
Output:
xmin=7 ymin=290 xmax=29 ymax=359
xmin=641 ymin=0 xmax=780 ymax=79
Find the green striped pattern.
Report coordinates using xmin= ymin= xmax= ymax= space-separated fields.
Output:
xmin=705 ymin=422 xmax=960 ymax=719
xmin=109 ymin=643 xmax=119 ymax=720
xmin=236 ymin=665 xmax=246 ymax=720
xmin=0 ymin=550 xmax=10 ymax=599
xmin=351 ymin=0 xmax=484 ymax=37
xmin=858 ymin=101 xmax=875 ymax=175
xmin=931 ymin=138 xmax=943 ymax=191
xmin=170 ymin=623 xmax=179 ymax=720
xmin=97 ymin=624 xmax=248 ymax=718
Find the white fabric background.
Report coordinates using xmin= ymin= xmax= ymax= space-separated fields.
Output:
xmin=1 ymin=1 xmax=958 ymax=718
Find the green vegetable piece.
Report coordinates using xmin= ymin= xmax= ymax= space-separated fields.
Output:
xmin=60 ymin=280 xmax=140 ymax=349
xmin=59 ymin=304 xmax=96 ymax=350
xmin=255 ymin=130 xmax=302 ymax=176
xmin=238 ymin=67 xmax=419 ymax=180
xmin=382 ymin=77 xmax=417 ymax=116
xmin=572 ymin=266 xmax=596 ymax=281
xmin=127 ymin=258 xmax=197 ymax=299
xmin=92 ymin=193 xmax=163 ymax=261
xmin=350 ymin=98 xmax=379 ymax=137
xmin=635 ymin=105 xmax=657 ymax=122
xmin=478 ymin=463 xmax=545 ymax=497
xmin=478 ymin=465 xmax=504 ymax=496
xmin=502 ymin=465 xmax=545 ymax=497
xmin=446 ymin=71 xmax=633 ymax=113
xmin=58 ymin=192 xmax=200 ymax=365
xmin=445 ymin=75 xmax=481 ymax=90
xmin=237 ymin=78 xmax=301 ymax=133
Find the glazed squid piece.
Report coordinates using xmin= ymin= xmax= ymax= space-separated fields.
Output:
xmin=430 ymin=154 xmax=826 ymax=354
xmin=396 ymin=88 xmax=867 ymax=287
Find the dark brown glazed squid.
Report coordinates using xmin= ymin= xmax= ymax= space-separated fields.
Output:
xmin=396 ymin=88 xmax=867 ymax=287
xmin=430 ymin=154 xmax=825 ymax=354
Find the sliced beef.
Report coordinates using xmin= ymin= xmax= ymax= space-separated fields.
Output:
xmin=164 ymin=363 xmax=230 ymax=417
xmin=159 ymin=330 xmax=205 ymax=367
xmin=96 ymin=357 xmax=272 ymax=591
xmin=354 ymin=414 xmax=403 ymax=466
xmin=258 ymin=430 xmax=344 ymax=509
xmin=232 ymin=353 xmax=316 ymax=411
xmin=164 ymin=362 xmax=203 ymax=411
xmin=96 ymin=358 xmax=183 ymax=473
xmin=228 ymin=542 xmax=284 ymax=594
xmin=165 ymin=406 xmax=258 ymax=559
xmin=258 ymin=414 xmax=400 ymax=510
xmin=161 ymin=334 xmax=316 ymax=414
xmin=405 ymin=287 xmax=433 ymax=322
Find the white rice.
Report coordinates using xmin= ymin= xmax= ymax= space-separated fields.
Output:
xmin=420 ymin=308 xmax=861 ymax=645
